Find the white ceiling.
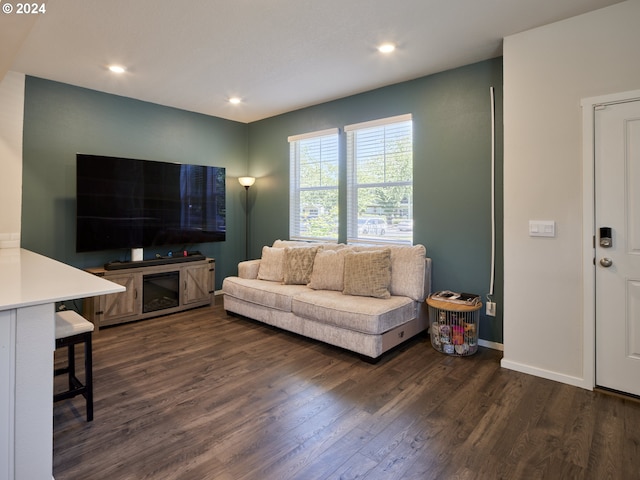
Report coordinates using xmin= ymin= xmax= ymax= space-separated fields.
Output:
xmin=2 ymin=0 xmax=622 ymax=123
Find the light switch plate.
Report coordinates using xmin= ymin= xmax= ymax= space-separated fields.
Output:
xmin=529 ymin=220 xmax=555 ymax=237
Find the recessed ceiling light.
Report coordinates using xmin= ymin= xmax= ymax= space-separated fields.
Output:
xmin=229 ymin=97 xmax=242 ymax=105
xmin=378 ymin=43 xmax=396 ymax=54
xmin=108 ymin=65 xmax=126 ymax=74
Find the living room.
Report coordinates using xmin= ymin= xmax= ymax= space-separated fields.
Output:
xmin=2 ymin=1 xmax=640 ymax=478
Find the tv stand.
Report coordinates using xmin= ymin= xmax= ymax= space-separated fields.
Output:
xmin=84 ymin=257 xmax=214 ymax=330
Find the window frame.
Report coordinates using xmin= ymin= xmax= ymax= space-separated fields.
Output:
xmin=345 ymin=114 xmax=413 ymax=245
xmin=288 ymin=128 xmax=340 ymax=242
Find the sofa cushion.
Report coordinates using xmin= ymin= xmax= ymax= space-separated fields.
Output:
xmin=222 ymin=277 xmax=310 ymax=312
xmin=353 ymin=244 xmax=427 ymax=301
xmin=292 ymin=290 xmax=415 ymax=334
xmin=257 ymin=246 xmax=284 ymax=282
xmin=342 ymin=249 xmax=392 ymax=299
xmin=283 ymin=246 xmax=319 ymax=285
xmin=308 ymin=248 xmax=348 ymax=291
xmin=238 ymin=259 xmax=261 ymax=279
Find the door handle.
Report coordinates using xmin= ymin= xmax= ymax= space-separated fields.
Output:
xmin=600 ymin=258 xmax=613 ymax=268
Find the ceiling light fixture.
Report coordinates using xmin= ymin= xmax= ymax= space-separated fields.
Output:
xmin=378 ymin=43 xmax=396 ymax=54
xmin=229 ymin=97 xmax=242 ymax=105
xmin=108 ymin=65 xmax=126 ymax=74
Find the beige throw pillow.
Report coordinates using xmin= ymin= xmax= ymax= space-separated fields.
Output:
xmin=308 ymin=248 xmax=348 ymax=291
xmin=342 ymin=249 xmax=392 ymax=299
xmin=282 ymin=246 xmax=319 ymax=285
xmin=257 ymin=246 xmax=285 ymax=282
xmin=352 ymin=244 xmax=427 ymax=300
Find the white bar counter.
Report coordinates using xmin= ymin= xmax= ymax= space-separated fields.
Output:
xmin=0 ymin=248 xmax=124 ymax=480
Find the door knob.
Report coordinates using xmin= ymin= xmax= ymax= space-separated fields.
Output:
xmin=600 ymin=257 xmax=613 ymax=268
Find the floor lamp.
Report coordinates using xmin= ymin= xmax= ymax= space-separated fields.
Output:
xmin=238 ymin=176 xmax=256 ymax=260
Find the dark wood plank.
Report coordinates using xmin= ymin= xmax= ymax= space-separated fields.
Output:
xmin=53 ymin=299 xmax=640 ymax=480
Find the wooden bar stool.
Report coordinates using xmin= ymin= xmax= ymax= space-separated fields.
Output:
xmin=54 ymin=310 xmax=94 ymax=421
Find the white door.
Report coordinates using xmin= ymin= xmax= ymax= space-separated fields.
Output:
xmin=595 ymin=99 xmax=640 ymax=396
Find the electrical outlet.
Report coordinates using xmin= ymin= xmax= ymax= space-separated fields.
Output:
xmin=486 ymin=302 xmax=496 ymax=317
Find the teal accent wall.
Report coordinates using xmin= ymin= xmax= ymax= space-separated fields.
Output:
xmin=21 ymin=58 xmax=503 ymax=343
xmin=247 ymin=58 xmax=503 ymax=343
xmin=21 ymin=76 xmax=248 ymax=289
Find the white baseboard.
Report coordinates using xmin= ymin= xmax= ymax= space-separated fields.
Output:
xmin=501 ymin=358 xmax=592 ymax=390
xmin=478 ymin=339 xmax=503 ymax=351
xmin=0 ymin=233 xmax=20 ymax=249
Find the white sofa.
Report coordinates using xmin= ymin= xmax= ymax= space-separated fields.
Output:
xmin=222 ymin=240 xmax=432 ymax=359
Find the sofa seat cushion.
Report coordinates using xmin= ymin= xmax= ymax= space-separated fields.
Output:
xmin=291 ymin=290 xmax=416 ymax=335
xmin=222 ymin=277 xmax=310 ymax=312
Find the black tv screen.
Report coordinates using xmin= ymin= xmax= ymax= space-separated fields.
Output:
xmin=76 ymin=154 xmax=226 ymax=253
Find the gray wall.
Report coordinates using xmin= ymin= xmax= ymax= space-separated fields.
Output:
xmin=21 ymin=76 xmax=248 ymax=289
xmin=248 ymin=58 xmax=503 ymax=343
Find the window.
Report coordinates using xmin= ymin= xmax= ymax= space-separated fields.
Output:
xmin=346 ymin=114 xmax=413 ymax=244
xmin=289 ymin=128 xmax=339 ymax=241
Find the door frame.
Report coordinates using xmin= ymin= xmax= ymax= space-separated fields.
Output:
xmin=581 ymin=89 xmax=640 ymax=390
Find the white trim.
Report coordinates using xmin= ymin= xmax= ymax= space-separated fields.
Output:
xmin=345 ymin=115 xmax=413 ymax=244
xmin=0 ymin=310 xmax=16 ymax=480
xmin=288 ymin=129 xmax=340 ymax=241
xmin=478 ymin=339 xmax=503 ymax=351
xmin=580 ymin=88 xmax=640 ymax=392
xmin=289 ymin=236 xmax=339 ymax=243
xmin=287 ymin=128 xmax=339 ymax=143
xmin=344 ymin=113 xmax=412 ymax=132
xmin=501 ymin=359 xmax=590 ymax=389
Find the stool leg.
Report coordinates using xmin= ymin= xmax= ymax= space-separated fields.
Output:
xmin=84 ymin=333 xmax=93 ymax=422
xmin=54 ymin=331 xmax=94 ymax=422
xmin=67 ymin=343 xmax=76 ymax=391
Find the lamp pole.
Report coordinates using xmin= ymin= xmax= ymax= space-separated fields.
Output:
xmin=238 ymin=177 xmax=256 ymax=260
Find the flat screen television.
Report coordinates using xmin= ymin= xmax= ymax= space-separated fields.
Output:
xmin=76 ymin=154 xmax=226 ymax=253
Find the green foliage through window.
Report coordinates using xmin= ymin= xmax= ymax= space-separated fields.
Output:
xmin=347 ymin=115 xmax=413 ymax=244
xmin=288 ymin=115 xmax=413 ymax=244
xmin=289 ymin=129 xmax=339 ymax=240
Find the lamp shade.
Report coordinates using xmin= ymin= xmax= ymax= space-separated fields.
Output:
xmin=238 ymin=176 xmax=256 ymax=187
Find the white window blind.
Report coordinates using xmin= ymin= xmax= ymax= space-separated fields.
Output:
xmin=288 ymin=128 xmax=339 ymax=241
xmin=346 ymin=114 xmax=413 ymax=244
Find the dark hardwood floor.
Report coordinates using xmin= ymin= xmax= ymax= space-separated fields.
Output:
xmin=53 ymin=298 xmax=640 ymax=480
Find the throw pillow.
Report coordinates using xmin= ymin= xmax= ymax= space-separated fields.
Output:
xmin=352 ymin=244 xmax=427 ymax=300
xmin=308 ymin=248 xmax=349 ymax=291
xmin=282 ymin=246 xmax=319 ymax=285
xmin=257 ymin=246 xmax=285 ymax=282
xmin=342 ymin=249 xmax=392 ymax=299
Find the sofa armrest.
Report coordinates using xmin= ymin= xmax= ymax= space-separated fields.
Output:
xmin=238 ymin=259 xmax=261 ymax=279
xmin=423 ymin=257 xmax=432 ymax=300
